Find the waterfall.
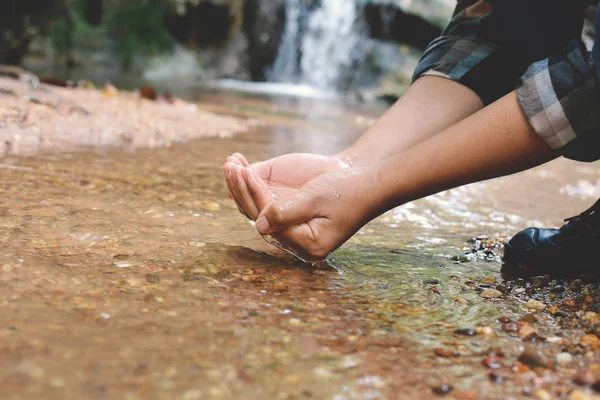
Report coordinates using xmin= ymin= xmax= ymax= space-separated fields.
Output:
xmin=268 ymin=0 xmax=370 ymax=91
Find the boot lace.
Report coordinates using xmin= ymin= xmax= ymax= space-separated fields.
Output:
xmin=563 ymin=199 xmax=600 ymax=235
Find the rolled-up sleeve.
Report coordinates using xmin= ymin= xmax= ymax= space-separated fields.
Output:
xmin=414 ymin=0 xmax=600 ymax=162
xmin=516 ymin=39 xmax=600 ymax=162
xmin=412 ymin=0 xmax=533 ymax=105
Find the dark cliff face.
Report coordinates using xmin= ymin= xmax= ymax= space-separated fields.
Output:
xmin=242 ymin=0 xmax=287 ymax=81
xmin=163 ymin=2 xmax=234 ymax=49
xmin=0 ymin=0 xmax=64 ymax=64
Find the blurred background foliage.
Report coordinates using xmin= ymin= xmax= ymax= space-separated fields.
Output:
xmin=0 ymin=0 xmax=454 ymax=97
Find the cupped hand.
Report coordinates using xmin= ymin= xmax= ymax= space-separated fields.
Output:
xmin=234 ymin=164 xmax=382 ymax=261
xmin=224 ymin=152 xmax=350 ymax=220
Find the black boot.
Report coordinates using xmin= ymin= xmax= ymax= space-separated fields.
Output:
xmin=502 ymin=199 xmax=600 ymax=279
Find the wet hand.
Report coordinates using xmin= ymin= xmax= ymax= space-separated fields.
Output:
xmin=224 ymin=152 xmax=349 ymax=220
xmin=239 ymin=165 xmax=382 ymax=261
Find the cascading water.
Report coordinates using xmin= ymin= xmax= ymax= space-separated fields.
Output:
xmin=268 ymin=0 xmax=370 ymax=91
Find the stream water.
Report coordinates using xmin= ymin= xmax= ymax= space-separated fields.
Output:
xmin=1 ymin=90 xmax=599 ymax=399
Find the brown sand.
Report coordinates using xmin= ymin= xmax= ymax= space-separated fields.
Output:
xmin=0 ymin=70 xmax=253 ymax=156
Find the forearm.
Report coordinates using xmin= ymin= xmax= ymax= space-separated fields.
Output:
xmin=336 ymin=76 xmax=484 ymax=166
xmin=370 ymin=91 xmax=557 ymax=214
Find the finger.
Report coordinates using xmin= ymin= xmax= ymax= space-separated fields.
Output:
xmin=227 ymin=155 xmax=243 ymax=167
xmin=233 ymin=153 xmax=250 ymax=167
xmin=235 ymin=166 xmax=259 ymax=220
xmin=225 ymin=163 xmax=250 ymax=219
xmin=244 ymin=167 xmax=273 ymax=211
xmin=250 ymin=158 xmax=276 ymax=181
xmin=255 ymin=192 xmax=317 ymax=235
xmin=231 ymin=165 xmax=253 ymax=219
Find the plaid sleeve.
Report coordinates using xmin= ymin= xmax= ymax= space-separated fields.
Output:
xmin=516 ymin=39 xmax=600 ymax=162
xmin=412 ymin=0 xmax=532 ymax=105
xmin=414 ymin=0 xmax=600 ymax=162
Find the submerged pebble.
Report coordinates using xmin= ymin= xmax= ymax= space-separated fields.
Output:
xmin=526 ymin=299 xmax=545 ymax=311
xmin=431 ymin=384 xmax=453 ymax=395
xmin=518 ymin=348 xmax=550 ymax=369
xmin=480 ymin=289 xmax=503 ymax=299
xmin=454 ymin=328 xmax=476 ymax=337
xmin=556 ymin=352 xmax=573 ymax=367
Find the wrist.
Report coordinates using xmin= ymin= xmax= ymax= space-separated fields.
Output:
xmin=361 ymin=163 xmax=397 ymax=218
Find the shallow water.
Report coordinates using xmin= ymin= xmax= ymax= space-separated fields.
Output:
xmin=1 ymin=91 xmax=599 ymax=399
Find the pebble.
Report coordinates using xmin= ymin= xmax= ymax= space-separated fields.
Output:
xmin=584 ymin=312 xmax=600 ymax=323
xmin=518 ymin=348 xmax=550 ymax=369
xmin=526 ymin=299 xmax=545 ymax=311
xmin=581 ymin=334 xmax=600 ymax=350
xmin=431 ymin=384 xmax=453 ymax=395
xmin=454 ymin=328 xmax=476 ymax=336
xmin=288 ymin=318 xmax=302 ymax=327
xmin=479 ymin=277 xmax=497 ymax=285
xmin=502 ymin=322 xmax=519 ymax=332
xmin=482 ymin=356 xmax=503 ymax=369
xmin=535 ymin=389 xmax=552 ymax=400
xmin=556 ymin=352 xmax=573 ymax=367
xmin=480 ymin=289 xmax=503 ymax=299
xmin=518 ymin=323 xmax=536 ymax=340
xmin=434 ymin=348 xmax=458 ymax=358
xmin=488 ymin=372 xmax=504 ymax=383
xmin=569 ymin=390 xmax=592 ymax=400
xmin=475 ymin=326 xmax=494 ymax=337
xmin=453 ymin=297 xmax=470 ymax=305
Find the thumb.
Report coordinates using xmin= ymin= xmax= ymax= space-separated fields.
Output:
xmin=255 ymin=193 xmax=317 ymax=234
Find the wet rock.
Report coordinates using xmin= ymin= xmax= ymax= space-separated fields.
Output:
xmin=452 ymin=391 xmax=477 ymax=400
xmin=513 ymin=361 xmax=531 ymax=374
xmin=502 ymin=322 xmax=519 ymax=333
xmin=581 ymin=335 xmax=600 ymax=350
xmin=476 ymin=326 xmax=494 ymax=337
xmin=479 ymin=277 xmax=497 ymax=285
xmin=556 ymin=352 xmax=573 ymax=367
xmin=518 ymin=323 xmax=536 ymax=340
xmin=482 ymin=356 xmax=503 ymax=369
xmin=532 ymin=276 xmax=550 ymax=288
xmin=564 ymin=298 xmax=579 ymax=309
xmin=498 ymin=316 xmax=512 ymax=324
xmin=535 ymin=390 xmax=552 ymax=400
xmin=518 ymin=348 xmax=550 ymax=369
xmin=488 ymin=372 xmax=505 ymax=383
xmin=454 ymin=328 xmax=476 ymax=337
xmin=430 ymin=383 xmax=453 ymax=395
xmin=548 ymin=305 xmax=562 ymax=315
xmin=583 ymin=312 xmax=600 ymax=323
xmin=569 ymin=390 xmax=593 ymax=400
xmin=453 ymin=297 xmax=470 ymax=305
xmin=139 ymin=86 xmax=158 ymax=101
xmin=526 ymin=299 xmax=545 ymax=311
xmin=434 ymin=348 xmax=458 ymax=358
xmin=480 ymin=289 xmax=503 ymax=299
xmin=574 ymin=367 xmax=600 ymax=386
xmin=520 ymin=314 xmax=538 ymax=324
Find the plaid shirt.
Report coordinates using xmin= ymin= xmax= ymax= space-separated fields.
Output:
xmin=413 ymin=0 xmax=600 ymax=162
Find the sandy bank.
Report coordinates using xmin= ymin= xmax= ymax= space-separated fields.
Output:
xmin=0 ymin=68 xmax=253 ymax=156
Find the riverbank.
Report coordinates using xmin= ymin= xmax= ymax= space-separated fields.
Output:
xmin=0 ymin=67 xmax=253 ymax=156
